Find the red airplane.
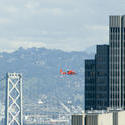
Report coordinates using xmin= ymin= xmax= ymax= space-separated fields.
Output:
xmin=60 ymin=69 xmax=76 ymax=75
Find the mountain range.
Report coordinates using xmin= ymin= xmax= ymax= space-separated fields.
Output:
xmin=0 ymin=47 xmax=94 ymax=109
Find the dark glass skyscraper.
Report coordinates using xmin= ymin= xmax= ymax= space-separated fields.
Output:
xmin=85 ymin=45 xmax=109 ymax=110
xmin=95 ymin=45 xmax=109 ymax=110
xmin=85 ymin=15 xmax=125 ymax=110
xmin=109 ymin=15 xmax=125 ymax=109
xmin=85 ymin=60 xmax=96 ymax=110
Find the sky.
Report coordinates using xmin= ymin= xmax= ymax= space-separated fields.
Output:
xmin=0 ymin=0 xmax=125 ymax=52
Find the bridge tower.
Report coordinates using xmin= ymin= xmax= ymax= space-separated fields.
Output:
xmin=5 ymin=73 xmax=23 ymax=125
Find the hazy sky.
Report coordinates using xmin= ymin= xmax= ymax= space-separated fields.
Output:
xmin=0 ymin=0 xmax=125 ymax=52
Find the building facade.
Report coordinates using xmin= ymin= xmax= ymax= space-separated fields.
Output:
xmin=72 ymin=114 xmax=85 ymax=125
xmin=95 ymin=45 xmax=109 ymax=110
xmin=85 ymin=60 xmax=96 ymax=110
xmin=85 ymin=112 xmax=113 ymax=125
xmin=109 ymin=15 xmax=125 ymax=109
xmin=72 ymin=111 xmax=125 ymax=125
xmin=85 ymin=45 xmax=109 ymax=110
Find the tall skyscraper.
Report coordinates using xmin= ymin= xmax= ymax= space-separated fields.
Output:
xmin=85 ymin=60 xmax=96 ymax=110
xmin=85 ymin=45 xmax=109 ymax=110
xmin=95 ymin=45 xmax=109 ymax=110
xmin=109 ymin=15 xmax=125 ymax=109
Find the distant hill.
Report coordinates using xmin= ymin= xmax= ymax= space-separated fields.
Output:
xmin=84 ymin=45 xmax=96 ymax=55
xmin=0 ymin=47 xmax=93 ymax=109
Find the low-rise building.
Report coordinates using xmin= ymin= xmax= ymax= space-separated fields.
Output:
xmin=85 ymin=111 xmax=112 ymax=125
xmin=72 ymin=110 xmax=125 ymax=125
xmin=71 ymin=114 xmax=85 ymax=125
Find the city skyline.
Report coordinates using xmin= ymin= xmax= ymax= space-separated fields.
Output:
xmin=85 ymin=15 xmax=125 ymax=110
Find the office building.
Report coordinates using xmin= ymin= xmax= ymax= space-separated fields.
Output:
xmin=85 ymin=111 xmax=113 ymax=125
xmin=72 ymin=114 xmax=85 ymax=125
xmin=85 ymin=60 xmax=96 ymax=110
xmin=109 ymin=15 xmax=125 ymax=109
xmin=73 ymin=110 xmax=125 ymax=125
xmin=85 ymin=45 xmax=109 ymax=110
xmin=95 ymin=45 xmax=109 ymax=109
